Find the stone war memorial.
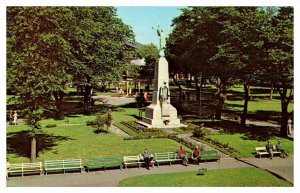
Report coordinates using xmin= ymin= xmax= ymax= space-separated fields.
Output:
xmin=137 ymin=27 xmax=186 ymax=128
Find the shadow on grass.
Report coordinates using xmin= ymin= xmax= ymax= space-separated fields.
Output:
xmin=241 ymin=125 xmax=279 ymax=141
xmin=194 ymin=119 xmax=281 ymax=141
xmin=7 ymin=130 xmax=73 ymax=158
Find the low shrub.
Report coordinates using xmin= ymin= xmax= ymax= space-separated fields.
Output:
xmin=86 ymin=120 xmax=97 ymax=126
xmin=45 ymin=124 xmax=57 ymax=128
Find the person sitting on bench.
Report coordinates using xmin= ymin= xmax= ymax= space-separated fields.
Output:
xmin=142 ymin=149 xmax=153 ymax=170
xmin=178 ymin=146 xmax=189 ymax=166
xmin=191 ymin=146 xmax=201 ymax=165
xmin=276 ymin=140 xmax=288 ymax=158
xmin=266 ymin=141 xmax=274 ymax=159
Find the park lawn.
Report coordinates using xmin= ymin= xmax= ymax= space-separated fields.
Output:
xmin=226 ymin=85 xmax=294 ymax=113
xmin=7 ymin=124 xmax=188 ymax=164
xmin=40 ymin=115 xmax=96 ymax=126
xmin=112 ymin=108 xmax=144 ymax=122
xmin=39 ymin=108 xmax=141 ymax=126
xmin=225 ymin=99 xmax=294 ymax=113
xmin=205 ymin=134 xmax=293 ymax=158
xmin=118 ymin=167 xmax=292 ymax=187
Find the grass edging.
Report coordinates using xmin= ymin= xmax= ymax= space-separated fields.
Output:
xmin=114 ymin=122 xmax=137 ymax=137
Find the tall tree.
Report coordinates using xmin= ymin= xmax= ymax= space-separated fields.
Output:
xmin=263 ymin=7 xmax=293 ymax=137
xmin=69 ymin=7 xmax=135 ymax=109
xmin=7 ymin=7 xmax=73 ymax=162
xmin=135 ymin=43 xmax=159 ymax=90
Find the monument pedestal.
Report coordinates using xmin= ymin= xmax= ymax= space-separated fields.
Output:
xmin=138 ymin=103 xmax=183 ymax=129
xmin=137 ymin=56 xmax=186 ymax=129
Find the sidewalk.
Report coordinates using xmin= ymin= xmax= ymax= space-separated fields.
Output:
xmin=6 ymin=157 xmax=249 ymax=187
xmin=6 ymin=155 xmax=293 ymax=187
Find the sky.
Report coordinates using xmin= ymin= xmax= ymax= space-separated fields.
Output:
xmin=116 ymin=6 xmax=186 ymax=47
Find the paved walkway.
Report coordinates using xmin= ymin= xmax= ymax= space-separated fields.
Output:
xmin=108 ymin=125 xmax=130 ymax=138
xmin=6 ymin=157 xmax=250 ymax=187
xmin=240 ymin=155 xmax=294 ymax=183
xmin=6 ymin=155 xmax=293 ymax=187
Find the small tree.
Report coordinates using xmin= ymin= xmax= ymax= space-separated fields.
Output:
xmin=95 ymin=113 xmax=107 ymax=134
xmin=106 ymin=109 xmax=113 ymax=127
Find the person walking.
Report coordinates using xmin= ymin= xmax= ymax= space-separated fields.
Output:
xmin=287 ymin=117 xmax=292 ymax=135
xmin=13 ymin=111 xmax=18 ymax=126
xmin=6 ymin=158 xmax=10 ymax=180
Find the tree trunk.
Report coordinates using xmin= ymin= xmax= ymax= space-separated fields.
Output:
xmin=172 ymin=74 xmax=182 ymax=103
xmin=30 ymin=136 xmax=36 ymax=163
xmin=195 ymin=77 xmax=200 ymax=103
xmin=53 ymin=91 xmax=64 ymax=119
xmin=270 ymin=85 xmax=273 ymax=100
xmin=83 ymin=85 xmax=92 ymax=110
xmin=215 ymin=93 xmax=226 ymax=120
xmin=280 ymin=100 xmax=289 ymax=137
xmin=215 ymin=79 xmax=226 ymax=120
xmin=241 ymin=83 xmax=250 ymax=127
xmin=277 ymin=86 xmax=292 ymax=137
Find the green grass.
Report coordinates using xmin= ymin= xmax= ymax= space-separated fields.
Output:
xmin=112 ymin=108 xmax=144 ymax=122
xmin=226 ymin=85 xmax=294 ymax=113
xmin=38 ymin=108 xmax=141 ymax=127
xmin=118 ymin=167 xmax=292 ymax=187
xmin=205 ymin=134 xmax=293 ymax=158
xmin=94 ymin=91 xmax=122 ymax=97
xmin=225 ymin=99 xmax=294 ymax=113
xmin=173 ymin=127 xmax=193 ymax=134
xmin=39 ymin=115 xmax=96 ymax=126
xmin=7 ymin=124 xmax=188 ymax=163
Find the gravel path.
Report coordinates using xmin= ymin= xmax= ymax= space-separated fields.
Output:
xmin=108 ymin=125 xmax=130 ymax=138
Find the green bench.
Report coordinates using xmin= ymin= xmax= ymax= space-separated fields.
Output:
xmin=154 ymin=152 xmax=182 ymax=167
xmin=8 ymin=162 xmax=43 ymax=177
xmin=85 ymin=157 xmax=123 ymax=172
xmin=199 ymin=150 xmax=220 ymax=162
xmin=44 ymin=159 xmax=83 ymax=175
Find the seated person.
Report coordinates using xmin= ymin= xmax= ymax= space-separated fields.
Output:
xmin=266 ymin=141 xmax=274 ymax=159
xmin=191 ymin=146 xmax=201 ymax=165
xmin=276 ymin=140 xmax=288 ymax=158
xmin=178 ymin=146 xmax=189 ymax=166
xmin=142 ymin=149 xmax=153 ymax=170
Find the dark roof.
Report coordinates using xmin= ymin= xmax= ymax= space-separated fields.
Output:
xmin=124 ymin=41 xmax=143 ymax=49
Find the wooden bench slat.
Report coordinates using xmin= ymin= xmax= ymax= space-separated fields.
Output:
xmin=255 ymin=146 xmax=282 ymax=158
xmin=199 ymin=150 xmax=220 ymax=162
xmin=44 ymin=159 xmax=82 ymax=174
xmin=8 ymin=162 xmax=43 ymax=177
xmin=154 ymin=152 xmax=182 ymax=167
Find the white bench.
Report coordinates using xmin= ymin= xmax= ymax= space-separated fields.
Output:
xmin=8 ymin=162 xmax=43 ymax=177
xmin=255 ymin=146 xmax=281 ymax=158
xmin=44 ymin=159 xmax=83 ymax=175
xmin=123 ymin=155 xmax=144 ymax=169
